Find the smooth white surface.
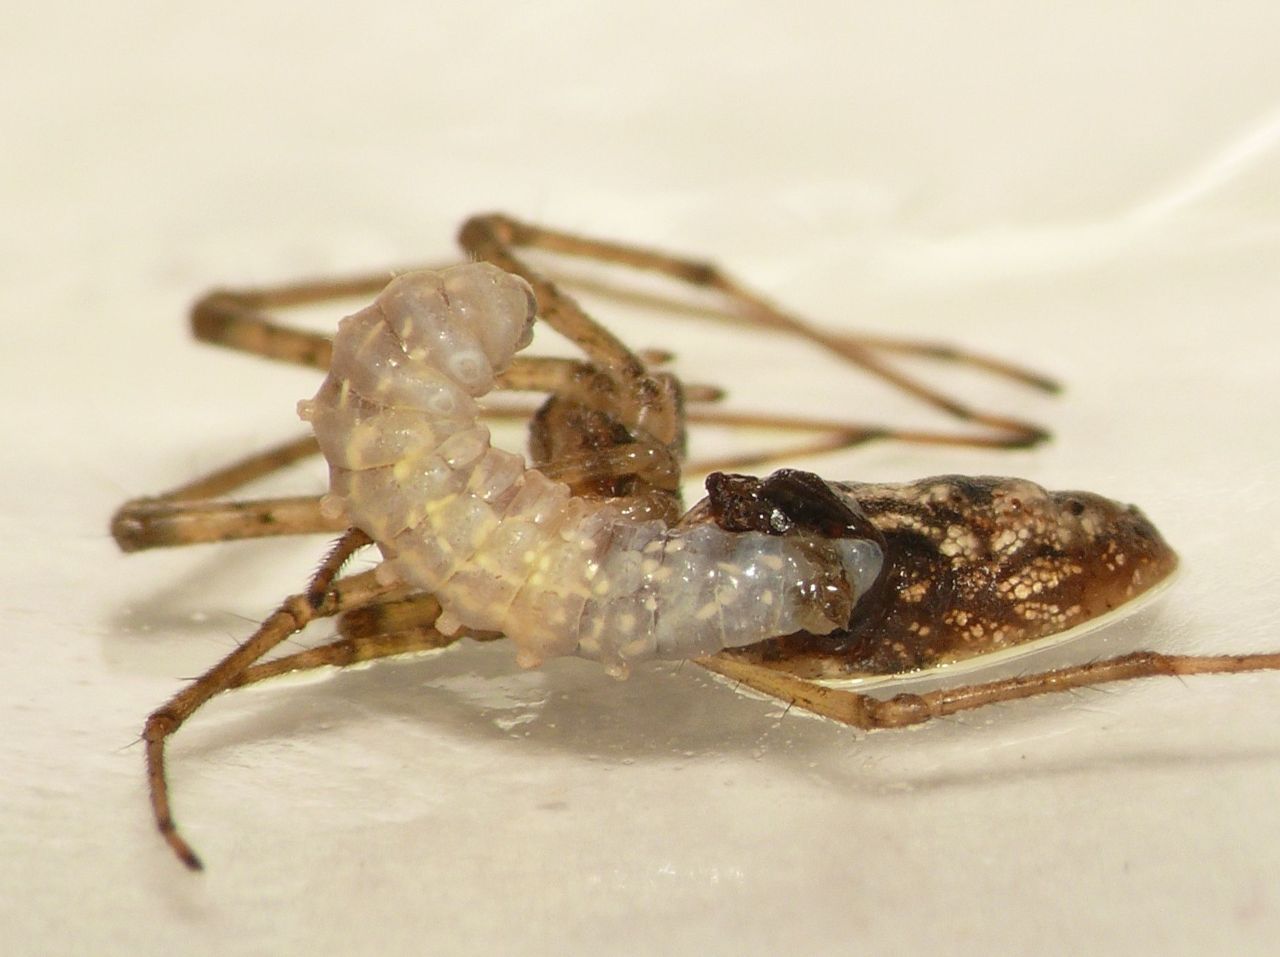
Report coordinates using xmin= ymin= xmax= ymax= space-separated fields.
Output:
xmin=3 ymin=3 xmax=1279 ymax=954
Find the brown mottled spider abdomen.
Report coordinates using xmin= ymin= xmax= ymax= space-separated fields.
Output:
xmin=721 ymin=475 xmax=1179 ymax=679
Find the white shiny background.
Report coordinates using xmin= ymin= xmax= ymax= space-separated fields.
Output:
xmin=3 ymin=2 xmax=1278 ymax=954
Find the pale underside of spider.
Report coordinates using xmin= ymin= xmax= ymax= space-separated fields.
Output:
xmin=113 ymin=214 xmax=1280 ymax=871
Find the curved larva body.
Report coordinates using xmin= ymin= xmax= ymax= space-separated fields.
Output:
xmin=299 ymin=263 xmax=882 ymax=674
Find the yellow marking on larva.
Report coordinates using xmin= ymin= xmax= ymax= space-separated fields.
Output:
xmin=621 ymin=638 xmax=650 ymax=657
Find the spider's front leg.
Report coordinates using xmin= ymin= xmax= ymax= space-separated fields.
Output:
xmin=461 ymin=213 xmax=1056 ymax=449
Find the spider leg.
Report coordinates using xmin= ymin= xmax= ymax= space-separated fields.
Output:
xmin=191 ymin=266 xmax=675 ymax=401
xmin=113 ymin=494 xmax=341 ymax=552
xmin=190 ymin=256 xmax=697 ymax=517
xmin=459 ymin=216 xmax=684 ymax=465
xmin=190 ymin=263 xmax=678 ymax=393
xmin=111 ymin=434 xmax=333 ymax=551
xmin=228 ymin=623 xmax=472 ymax=689
xmin=111 ymin=432 xmax=339 ymax=551
xmin=144 ymin=532 xmax=392 ymax=870
xmin=109 ymin=396 xmax=703 ymax=555
xmin=555 ymin=272 xmax=1060 ymax=393
xmin=680 ymin=407 xmax=1036 ymax=477
xmin=462 ymin=213 xmax=1051 ymax=448
xmin=191 ymin=269 xmax=425 ymax=369
xmin=230 ymin=592 xmax=492 ymax=689
xmin=111 ymin=386 xmax=698 ymax=554
xmin=696 ymin=651 xmax=1280 ymax=731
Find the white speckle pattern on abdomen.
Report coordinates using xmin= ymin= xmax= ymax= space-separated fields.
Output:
xmin=300 ymin=263 xmax=882 ymax=675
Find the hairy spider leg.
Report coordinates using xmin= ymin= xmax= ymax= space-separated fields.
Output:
xmin=143 ymin=538 xmax=394 ymax=871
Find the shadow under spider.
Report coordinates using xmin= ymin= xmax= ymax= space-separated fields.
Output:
xmin=155 ymin=623 xmax=1280 ymax=811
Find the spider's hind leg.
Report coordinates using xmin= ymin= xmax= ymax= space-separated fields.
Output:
xmin=695 ymin=651 xmax=1280 ymax=732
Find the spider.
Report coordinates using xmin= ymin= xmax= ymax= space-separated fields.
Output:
xmin=113 ymin=213 xmax=1280 ymax=870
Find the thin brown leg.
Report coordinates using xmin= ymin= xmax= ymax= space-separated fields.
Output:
xmin=111 ymin=350 xmax=701 ymax=553
xmin=113 ymin=495 xmax=341 ymax=552
xmin=190 ymin=269 xmax=422 ymax=369
xmin=145 ymin=434 xmax=320 ymax=502
xmin=680 ymin=407 xmax=1041 ymax=477
xmin=111 ymin=434 xmax=334 ymax=551
xmin=230 ymin=592 xmax=495 ymax=689
xmin=189 ymin=260 xmax=724 ymax=408
xmin=696 ymin=651 xmax=1280 ymax=731
xmin=177 ymin=222 xmax=1053 ymax=533
xmin=463 ymin=213 xmax=1051 ymax=447
xmin=556 ymin=272 xmax=1060 ymax=394
xmin=191 ymin=267 xmax=645 ymax=396
xmin=186 ymin=222 xmax=1056 ymax=473
xmin=111 ymin=408 xmax=686 ymax=555
xmin=109 ymin=402 xmax=702 ymax=555
xmin=144 ymin=535 xmax=394 ymax=871
xmin=228 ymin=624 xmax=471 ymax=689
xmin=459 ymin=215 xmax=683 ymax=453
xmin=337 ymin=592 xmax=442 ymax=642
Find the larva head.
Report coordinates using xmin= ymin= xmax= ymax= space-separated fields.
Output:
xmin=439 ymin=262 xmax=538 ymax=368
xmin=377 ymin=263 xmax=537 ymax=388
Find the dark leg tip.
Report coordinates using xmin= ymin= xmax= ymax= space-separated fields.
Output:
xmin=162 ymin=827 xmax=206 ymax=872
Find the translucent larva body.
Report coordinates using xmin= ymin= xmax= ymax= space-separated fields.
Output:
xmin=299 ymin=263 xmax=884 ymax=675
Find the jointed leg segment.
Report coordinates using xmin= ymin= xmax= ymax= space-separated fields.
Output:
xmin=697 ymin=651 xmax=1280 ymax=730
xmin=461 ymin=214 xmax=1054 ymax=447
xmin=111 ymin=435 xmax=336 ymax=552
xmin=144 ymin=540 xmax=395 ymax=870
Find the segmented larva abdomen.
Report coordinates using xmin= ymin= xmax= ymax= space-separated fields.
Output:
xmin=301 ymin=264 xmax=882 ymax=674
